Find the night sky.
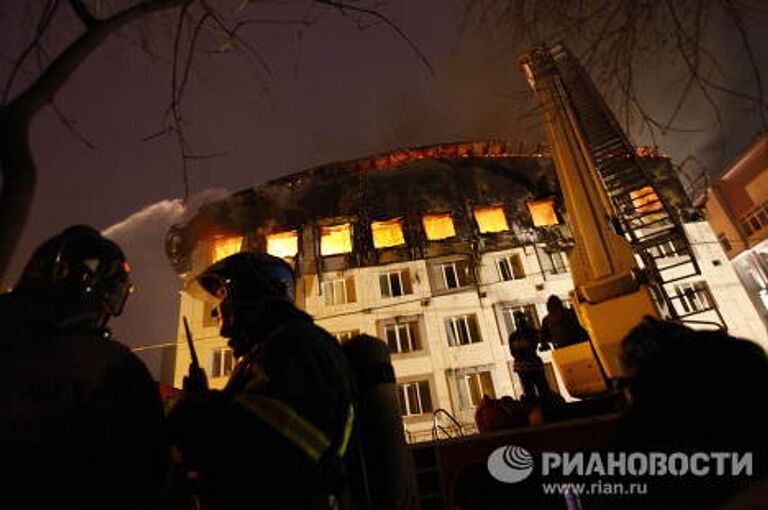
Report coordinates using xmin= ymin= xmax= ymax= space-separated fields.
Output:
xmin=2 ymin=1 xmax=766 ymax=378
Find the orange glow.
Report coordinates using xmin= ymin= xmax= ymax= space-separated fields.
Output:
xmin=371 ymin=218 xmax=405 ymax=248
xmin=320 ymin=224 xmax=352 ymax=256
xmin=527 ymin=198 xmax=559 ymax=227
xmin=213 ymin=236 xmax=243 ymax=262
xmin=423 ymin=214 xmax=456 ymax=240
xmin=266 ymin=230 xmax=298 ymax=258
xmin=630 ymin=186 xmax=663 ymax=213
xmin=474 ymin=206 xmax=509 ymax=233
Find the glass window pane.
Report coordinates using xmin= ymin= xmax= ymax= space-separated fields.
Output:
xmin=390 ymin=273 xmax=402 ymax=297
xmin=379 ymin=274 xmax=391 ymax=297
xmin=407 ymin=383 xmax=421 ymax=414
xmin=444 ymin=264 xmax=458 ymax=288
xmin=419 ymin=381 xmax=432 ymax=412
xmin=467 ymin=375 xmax=482 ymax=406
xmin=386 ymin=326 xmax=398 ymax=353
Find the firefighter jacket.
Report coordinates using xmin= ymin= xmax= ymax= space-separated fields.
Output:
xmin=540 ymin=308 xmax=590 ymax=349
xmin=0 ymin=292 xmax=168 ymax=510
xmin=169 ymin=304 xmax=355 ymax=510
xmin=508 ymin=326 xmax=544 ymax=372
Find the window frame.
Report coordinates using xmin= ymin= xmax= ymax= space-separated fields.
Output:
xmin=321 ymin=277 xmax=356 ymax=306
xmin=446 ymin=314 xmax=482 ymax=346
xmin=211 ymin=347 xmax=235 ymax=378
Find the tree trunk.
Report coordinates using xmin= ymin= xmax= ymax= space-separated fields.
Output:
xmin=0 ymin=0 xmax=192 ymax=281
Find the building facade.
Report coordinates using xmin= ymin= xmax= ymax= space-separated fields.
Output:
xmin=166 ymin=141 xmax=768 ymax=442
xmin=702 ymin=133 xmax=768 ymax=331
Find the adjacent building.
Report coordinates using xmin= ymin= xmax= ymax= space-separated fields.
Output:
xmin=701 ymin=133 xmax=768 ymax=331
xmin=166 ymin=141 xmax=768 ymax=442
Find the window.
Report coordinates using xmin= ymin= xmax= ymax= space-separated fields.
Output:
xmin=397 ymin=380 xmax=432 ymax=416
xmin=648 ymin=238 xmax=687 ymax=259
xmin=527 ymin=198 xmax=559 ymax=227
xmin=739 ymin=202 xmax=768 ymax=236
xmin=446 ymin=314 xmax=482 ymax=346
xmin=320 ymin=223 xmax=352 ymax=256
xmin=717 ymin=233 xmax=732 ymax=253
xmin=497 ymin=253 xmax=525 ymax=281
xmin=371 ymin=218 xmax=405 ymax=249
xmin=434 ymin=259 xmax=473 ymax=291
xmin=266 ymin=230 xmax=298 ymax=258
xmin=674 ymin=281 xmax=713 ymax=314
xmin=322 ymin=277 xmax=356 ymax=306
xmin=202 ymin=301 xmax=218 ymax=328
xmin=380 ymin=269 xmax=413 ymax=298
xmin=538 ymin=247 xmax=569 ymax=275
xmin=630 ymin=186 xmax=663 ymax=213
xmin=456 ymin=371 xmax=495 ymax=408
xmin=212 ymin=236 xmax=243 ymax=263
xmin=500 ymin=304 xmax=540 ymax=338
xmin=211 ymin=347 xmax=235 ymax=378
xmin=422 ymin=213 xmax=456 ymax=241
xmin=384 ymin=319 xmax=421 ymax=354
xmin=474 ymin=206 xmax=509 ymax=233
xmin=334 ymin=329 xmax=360 ymax=342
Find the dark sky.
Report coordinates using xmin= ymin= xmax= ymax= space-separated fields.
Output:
xmin=2 ymin=1 xmax=766 ymax=377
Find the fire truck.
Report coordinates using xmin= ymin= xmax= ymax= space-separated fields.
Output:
xmin=407 ymin=44 xmax=725 ymax=510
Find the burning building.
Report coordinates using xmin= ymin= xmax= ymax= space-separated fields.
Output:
xmin=166 ymin=141 xmax=767 ymax=441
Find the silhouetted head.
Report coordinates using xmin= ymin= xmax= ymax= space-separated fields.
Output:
xmin=197 ymin=252 xmax=296 ymax=356
xmin=546 ymin=295 xmax=564 ymax=313
xmin=513 ymin=310 xmax=530 ymax=330
xmin=15 ymin=225 xmax=133 ymax=329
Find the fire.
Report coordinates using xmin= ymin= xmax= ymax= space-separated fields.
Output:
xmin=423 ymin=214 xmax=456 ymax=240
xmin=474 ymin=206 xmax=509 ymax=233
xmin=371 ymin=218 xmax=405 ymax=249
xmin=266 ymin=230 xmax=298 ymax=258
xmin=212 ymin=236 xmax=243 ymax=262
xmin=630 ymin=186 xmax=662 ymax=213
xmin=320 ymin=223 xmax=353 ymax=256
xmin=527 ymin=198 xmax=559 ymax=227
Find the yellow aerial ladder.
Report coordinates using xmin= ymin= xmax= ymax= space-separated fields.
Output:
xmin=518 ymin=45 xmax=724 ymax=398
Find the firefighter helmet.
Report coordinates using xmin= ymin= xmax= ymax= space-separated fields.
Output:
xmin=16 ymin=225 xmax=133 ymax=317
xmin=197 ymin=252 xmax=295 ymax=305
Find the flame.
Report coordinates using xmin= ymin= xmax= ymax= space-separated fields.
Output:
xmin=474 ymin=206 xmax=509 ymax=233
xmin=266 ymin=230 xmax=298 ymax=258
xmin=212 ymin=236 xmax=243 ymax=262
xmin=630 ymin=186 xmax=663 ymax=213
xmin=372 ymin=218 xmax=405 ymax=248
xmin=320 ymin=224 xmax=353 ymax=256
xmin=527 ymin=199 xmax=559 ymax=227
xmin=423 ymin=214 xmax=456 ymax=240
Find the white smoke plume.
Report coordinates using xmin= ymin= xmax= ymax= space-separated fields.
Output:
xmin=103 ymin=189 xmax=229 ymax=381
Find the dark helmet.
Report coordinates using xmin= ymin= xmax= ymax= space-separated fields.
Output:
xmin=197 ymin=252 xmax=295 ymax=305
xmin=16 ymin=225 xmax=133 ymax=317
xmin=513 ymin=310 xmax=530 ymax=329
xmin=546 ymin=295 xmax=564 ymax=312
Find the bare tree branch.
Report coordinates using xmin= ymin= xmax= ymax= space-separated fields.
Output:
xmin=316 ymin=0 xmax=434 ymax=77
xmin=68 ymin=0 xmax=99 ymax=27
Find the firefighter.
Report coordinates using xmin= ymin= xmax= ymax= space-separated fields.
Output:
xmin=508 ymin=310 xmax=551 ymax=402
xmin=168 ymin=252 xmax=355 ymax=510
xmin=0 ymin=225 xmax=167 ymax=510
xmin=540 ymin=294 xmax=590 ymax=348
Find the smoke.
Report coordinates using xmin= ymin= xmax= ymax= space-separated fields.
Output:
xmin=103 ymin=189 xmax=229 ymax=381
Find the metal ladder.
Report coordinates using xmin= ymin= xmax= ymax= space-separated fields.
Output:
xmin=541 ymin=45 xmax=722 ymax=325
